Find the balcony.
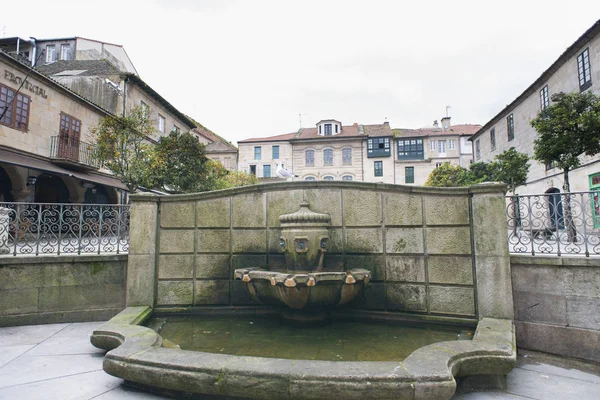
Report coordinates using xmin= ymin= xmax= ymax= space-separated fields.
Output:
xmin=49 ymin=136 xmax=101 ymax=170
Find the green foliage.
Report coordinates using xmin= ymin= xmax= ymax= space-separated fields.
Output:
xmin=469 ymin=161 xmax=496 ymax=183
xmin=153 ymin=130 xmax=211 ymax=193
xmin=531 ymin=91 xmax=600 ymax=192
xmin=213 ymin=168 xmax=259 ymax=189
xmin=91 ymin=106 xmax=155 ymax=192
xmin=424 ymin=163 xmax=471 ymax=187
xmin=490 ymin=147 xmax=530 ymax=193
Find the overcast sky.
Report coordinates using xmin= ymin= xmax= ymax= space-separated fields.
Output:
xmin=2 ymin=1 xmax=600 ymax=144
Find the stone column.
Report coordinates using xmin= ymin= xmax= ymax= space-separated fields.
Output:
xmin=126 ymin=193 xmax=159 ymax=307
xmin=470 ymin=183 xmax=514 ymax=320
xmin=0 ymin=207 xmax=11 ymax=254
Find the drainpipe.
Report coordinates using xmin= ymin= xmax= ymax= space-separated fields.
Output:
xmin=361 ymin=139 xmax=365 ymax=181
xmin=122 ymin=76 xmax=128 ymax=117
xmin=29 ymin=37 xmax=36 ymax=66
xmin=393 ymin=137 xmax=397 ymax=184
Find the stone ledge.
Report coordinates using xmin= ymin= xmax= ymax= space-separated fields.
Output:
xmin=0 ymin=254 xmax=128 ymax=265
xmin=92 ymin=308 xmax=515 ymax=400
xmin=510 ymin=255 xmax=600 ymax=268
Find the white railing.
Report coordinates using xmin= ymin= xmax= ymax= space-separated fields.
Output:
xmin=506 ymin=191 xmax=600 ymax=257
xmin=0 ymin=202 xmax=130 ymax=256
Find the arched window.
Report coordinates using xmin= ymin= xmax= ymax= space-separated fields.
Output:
xmin=342 ymin=148 xmax=352 ymax=165
xmin=342 ymin=175 xmax=353 ymax=181
xmin=305 ymin=176 xmax=316 ymax=181
xmin=0 ymin=165 xmax=13 ymax=202
xmin=323 ymin=149 xmax=333 ymax=166
xmin=323 ymin=176 xmax=334 ymax=181
xmin=34 ymin=174 xmax=69 ymax=203
xmin=305 ymin=150 xmax=315 ymax=167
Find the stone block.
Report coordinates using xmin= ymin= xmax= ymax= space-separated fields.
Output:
xmin=343 ymin=190 xmax=381 ymax=226
xmin=0 ymin=265 xmax=42 ymax=289
xmin=428 ymin=256 xmax=473 ymax=285
xmin=386 ymin=283 xmax=427 ymax=312
xmin=386 ymin=256 xmax=425 ymax=282
xmin=158 ymin=255 xmax=194 ymax=279
xmin=129 ymin=201 xmax=157 ymax=255
xmin=383 ymin=192 xmax=422 ymax=226
xmin=126 ymin=254 xmax=155 ymax=306
xmin=323 ymin=254 xmax=344 ymax=271
xmin=385 ymin=228 xmax=424 ymax=254
xmin=231 ymin=279 xmax=254 ymax=305
xmin=159 ymin=229 xmax=194 ymax=254
xmin=566 ymin=295 xmax=600 ymax=330
xmin=231 ymin=230 xmax=266 ymax=253
xmin=0 ymin=288 xmax=38 ymax=315
xmin=232 ymin=255 xmax=267 ymax=270
xmin=232 ymin=193 xmax=266 ymax=227
xmin=475 ymin=255 xmax=513 ymax=319
xmin=346 ymin=228 xmax=382 ymax=253
xmin=39 ymin=284 xmax=124 ymax=311
xmin=195 ymin=254 xmax=230 ymax=279
xmin=511 ymin=265 xmax=568 ymax=295
xmin=267 ymin=228 xmax=282 ymax=253
xmin=156 ymin=281 xmax=193 ymax=306
xmin=194 ymin=280 xmax=230 ymax=305
xmin=360 ymin=282 xmax=386 ymax=309
xmin=305 ymin=189 xmax=343 ymax=226
xmin=327 ymin=228 xmax=344 ymax=253
xmin=196 ymin=229 xmax=230 ymax=253
xmin=513 ymin=291 xmax=567 ymax=325
xmin=424 ymin=196 xmax=469 ymax=226
xmin=429 ymin=286 xmax=475 ymax=316
xmin=346 ymin=254 xmax=385 ymax=281
xmin=160 ymin=201 xmax=195 ymax=228
xmin=426 ymin=227 xmax=471 ymax=255
xmin=196 ymin=198 xmax=231 ymax=228
xmin=569 ymin=268 xmax=600 ymax=297
xmin=472 ymin=194 xmax=509 ymax=257
xmin=266 ymin=254 xmax=287 ymax=271
xmin=266 ymin=190 xmax=304 ymax=227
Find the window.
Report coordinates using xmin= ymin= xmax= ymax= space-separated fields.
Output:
xmin=305 ymin=149 xmax=315 ymax=166
xmin=545 ymin=161 xmax=557 ymax=171
xmin=323 ymin=149 xmax=333 ymax=166
xmin=249 ymin=165 xmax=256 ymax=175
xmin=342 ymin=148 xmax=352 ymax=165
xmin=254 ymin=146 xmax=261 ymax=160
xmin=430 ymin=140 xmax=436 ymax=150
xmin=0 ymin=84 xmax=30 ymax=131
xmin=173 ymin=125 xmax=180 ymax=133
xmin=374 ymin=161 xmax=383 ymax=177
xmin=507 ymin=114 xmax=514 ymax=141
xmin=263 ymin=164 xmax=271 ymax=178
xmin=449 ymin=140 xmax=455 ymax=150
xmin=577 ymin=48 xmax=592 ymax=91
xmin=405 ymin=167 xmax=414 ymax=184
xmin=158 ymin=115 xmax=165 ymax=133
xmin=367 ymin=137 xmax=391 ymax=157
xmin=45 ymin=45 xmax=56 ymax=63
xmin=305 ymin=176 xmax=316 ymax=181
xmin=540 ymin=85 xmax=549 ymax=110
xmin=224 ymin=157 xmax=231 ymax=169
xmin=397 ymin=138 xmax=424 ymax=159
xmin=335 ymin=124 xmax=339 ymax=133
xmin=435 ymin=162 xmax=443 ymax=168
xmin=272 ymin=145 xmax=279 ymax=159
xmin=490 ymin=128 xmax=496 ymax=151
xmin=140 ymin=101 xmax=149 ymax=118
xmin=475 ymin=139 xmax=481 ymax=160
xmin=438 ymin=140 xmax=447 ymax=155
xmin=342 ymin=175 xmax=353 ymax=181
xmin=58 ymin=112 xmax=82 ymax=161
xmin=60 ymin=44 xmax=71 ymax=61
xmin=324 ymin=124 xmax=332 ymax=135
xmin=323 ymin=176 xmax=334 ymax=181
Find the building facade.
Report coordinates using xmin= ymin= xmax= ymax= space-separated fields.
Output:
xmin=470 ymin=19 xmax=600 ymax=195
xmin=238 ymin=117 xmax=478 ymax=185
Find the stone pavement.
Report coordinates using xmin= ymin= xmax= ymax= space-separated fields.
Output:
xmin=0 ymin=321 xmax=598 ymax=400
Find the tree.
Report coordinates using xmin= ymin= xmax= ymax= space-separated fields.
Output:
xmin=424 ymin=163 xmax=471 ymax=187
xmin=531 ymin=91 xmax=600 ymax=242
xmin=469 ymin=161 xmax=496 ymax=184
xmin=489 ymin=147 xmax=530 ymax=194
xmin=531 ymin=91 xmax=600 ymax=193
xmin=153 ymin=130 xmax=212 ymax=193
xmin=91 ymin=106 xmax=155 ymax=193
xmin=214 ymin=169 xmax=259 ymax=189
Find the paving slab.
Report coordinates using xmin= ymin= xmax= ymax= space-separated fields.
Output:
xmin=0 ymin=345 xmax=34 ymax=368
xmin=0 ymin=323 xmax=66 ymax=346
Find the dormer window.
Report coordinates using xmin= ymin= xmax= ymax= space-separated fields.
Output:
xmin=317 ymin=119 xmax=342 ymax=136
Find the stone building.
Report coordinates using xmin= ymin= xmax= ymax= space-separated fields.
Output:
xmin=238 ymin=117 xmax=478 ymax=185
xmin=470 ymin=19 xmax=600 ymax=195
xmin=0 ymin=51 xmax=126 ymax=203
xmin=193 ymin=126 xmax=238 ymax=171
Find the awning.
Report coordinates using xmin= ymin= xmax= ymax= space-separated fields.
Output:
xmin=0 ymin=148 xmax=128 ymax=191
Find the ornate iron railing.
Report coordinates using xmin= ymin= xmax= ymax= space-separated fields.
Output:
xmin=0 ymin=203 xmax=130 ymax=256
xmin=506 ymin=191 xmax=600 ymax=257
xmin=49 ymin=136 xmax=101 ymax=169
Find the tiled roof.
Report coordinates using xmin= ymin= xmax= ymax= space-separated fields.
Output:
xmin=394 ymin=124 xmax=481 ymax=138
xmin=238 ymin=131 xmax=300 ymax=143
xmin=364 ymin=123 xmax=393 ymax=137
xmin=239 ymin=122 xmax=394 ymax=143
xmin=36 ymin=60 xmax=121 ymax=77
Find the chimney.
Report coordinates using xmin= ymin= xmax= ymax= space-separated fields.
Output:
xmin=383 ymin=121 xmax=390 ymax=128
xmin=441 ymin=116 xmax=451 ymax=131
xmin=433 ymin=120 xmax=439 ymax=128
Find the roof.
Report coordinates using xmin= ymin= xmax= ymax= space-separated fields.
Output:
xmin=35 ymin=60 xmax=122 ymax=77
xmin=393 ymin=124 xmax=482 ymax=138
xmin=471 ymin=18 xmax=600 ymax=140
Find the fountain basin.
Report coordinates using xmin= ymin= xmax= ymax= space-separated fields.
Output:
xmin=92 ymin=307 xmax=516 ymax=400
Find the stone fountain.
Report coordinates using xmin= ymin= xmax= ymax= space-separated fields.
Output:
xmin=234 ymin=200 xmax=370 ymax=326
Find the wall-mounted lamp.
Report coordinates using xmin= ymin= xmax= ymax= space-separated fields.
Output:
xmin=26 ymin=175 xmax=37 ymax=186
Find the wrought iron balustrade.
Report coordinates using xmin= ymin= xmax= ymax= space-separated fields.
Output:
xmin=506 ymin=191 xmax=600 ymax=257
xmin=0 ymin=202 xmax=130 ymax=256
xmin=49 ymin=136 xmax=101 ymax=169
